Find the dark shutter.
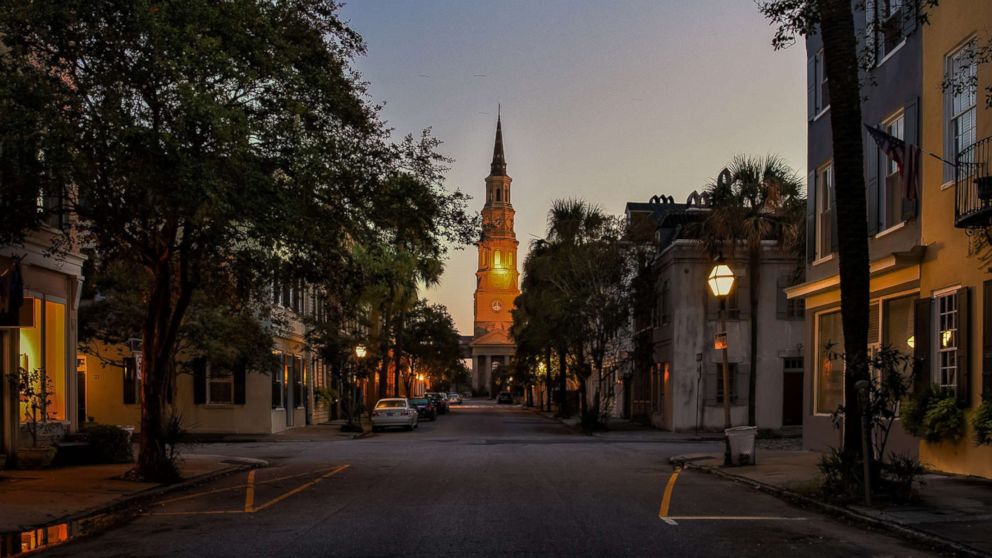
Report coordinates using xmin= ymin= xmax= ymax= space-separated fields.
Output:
xmin=828 ymin=177 xmax=839 ymax=253
xmin=944 ymin=79 xmax=956 ymax=183
xmin=234 ymin=360 xmax=247 ymax=405
xmin=957 ymin=287 xmax=971 ymax=407
xmin=914 ymin=297 xmax=932 ymax=394
xmin=902 ymin=98 xmax=919 ymax=220
xmin=123 ymin=357 xmax=137 ymax=405
xmin=983 ymin=281 xmax=992 ymax=401
xmin=866 ymin=126 xmax=880 ymax=235
xmin=193 ymin=358 xmax=207 ymax=405
xmin=807 ymin=55 xmax=816 ymax=121
xmin=901 ymin=0 xmax=918 ymax=37
xmin=806 ymin=170 xmax=816 ymax=262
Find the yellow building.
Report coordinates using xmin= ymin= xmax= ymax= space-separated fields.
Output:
xmin=918 ymin=0 xmax=992 ymax=478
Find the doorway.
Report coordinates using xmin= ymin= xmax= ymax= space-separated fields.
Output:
xmin=782 ymin=357 xmax=803 ymax=426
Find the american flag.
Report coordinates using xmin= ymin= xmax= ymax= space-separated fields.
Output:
xmin=865 ymin=124 xmax=921 ymax=201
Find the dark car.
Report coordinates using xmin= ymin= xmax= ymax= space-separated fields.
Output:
xmin=497 ymin=392 xmax=513 ymax=404
xmin=408 ymin=398 xmax=437 ymax=421
xmin=426 ymin=392 xmax=449 ymax=414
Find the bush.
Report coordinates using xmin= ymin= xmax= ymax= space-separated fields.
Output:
xmin=84 ymin=424 xmax=133 ymax=464
xmin=899 ymin=389 xmax=930 ymax=438
xmin=972 ymin=400 xmax=992 ymax=446
xmin=922 ymin=395 xmax=966 ymax=443
xmin=880 ymin=454 xmax=926 ymax=504
xmin=817 ymin=448 xmax=863 ymax=504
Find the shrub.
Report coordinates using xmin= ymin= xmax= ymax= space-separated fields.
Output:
xmin=880 ymin=453 xmax=926 ymax=504
xmin=899 ymin=388 xmax=930 ymax=438
xmin=84 ymin=424 xmax=133 ymax=464
xmin=817 ymin=448 xmax=863 ymax=504
xmin=973 ymin=400 xmax=992 ymax=446
xmin=922 ymin=395 xmax=966 ymax=444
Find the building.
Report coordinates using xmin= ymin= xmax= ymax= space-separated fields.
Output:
xmin=916 ymin=0 xmax=992 ymax=478
xmin=625 ymin=194 xmax=805 ymax=432
xmin=1 ymin=218 xmax=86 ymax=461
xmin=470 ymin=113 xmax=520 ymax=396
xmin=786 ymin=1 xmax=925 ymax=455
xmin=81 ymin=284 xmax=328 ymax=436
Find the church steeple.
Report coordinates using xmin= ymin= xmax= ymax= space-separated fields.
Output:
xmin=490 ymin=107 xmax=506 ymax=177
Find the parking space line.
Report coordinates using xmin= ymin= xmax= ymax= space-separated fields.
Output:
xmin=244 ymin=470 xmax=256 ymax=513
xmin=251 ymin=464 xmax=350 ymax=513
xmin=658 ymin=466 xmax=681 ymax=523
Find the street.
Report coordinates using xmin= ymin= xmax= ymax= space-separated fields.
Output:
xmin=45 ymin=402 xmax=935 ymax=557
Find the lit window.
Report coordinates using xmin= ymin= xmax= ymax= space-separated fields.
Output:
xmin=946 ymin=40 xmax=977 ymax=180
xmin=815 ymin=311 xmax=845 ymax=414
xmin=881 ymin=111 xmax=905 ymax=229
xmin=934 ymin=291 xmax=959 ymax=391
xmin=18 ymin=297 xmax=67 ymax=422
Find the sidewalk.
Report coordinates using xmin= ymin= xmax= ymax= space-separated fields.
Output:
xmin=672 ymin=449 xmax=992 ymax=557
xmin=0 ymin=453 xmax=264 ymax=533
xmin=532 ymin=408 xmax=730 ymax=443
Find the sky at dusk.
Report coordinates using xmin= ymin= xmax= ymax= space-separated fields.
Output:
xmin=339 ymin=0 xmax=808 ymax=335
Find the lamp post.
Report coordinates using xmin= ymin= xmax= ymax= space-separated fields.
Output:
xmin=347 ymin=344 xmax=367 ymax=431
xmin=707 ymin=261 xmax=736 ymax=465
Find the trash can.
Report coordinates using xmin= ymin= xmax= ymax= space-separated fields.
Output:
xmin=724 ymin=426 xmax=758 ymax=465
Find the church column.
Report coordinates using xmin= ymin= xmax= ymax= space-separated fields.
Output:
xmin=476 ymin=355 xmax=488 ymax=395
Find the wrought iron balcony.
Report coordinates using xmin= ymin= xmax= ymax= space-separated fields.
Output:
xmin=956 ymin=136 xmax=992 ymax=228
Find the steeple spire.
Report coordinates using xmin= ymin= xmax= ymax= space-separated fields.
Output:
xmin=490 ymin=106 xmax=506 ymax=176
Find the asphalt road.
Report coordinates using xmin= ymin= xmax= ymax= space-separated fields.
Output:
xmin=45 ymin=401 xmax=939 ymax=557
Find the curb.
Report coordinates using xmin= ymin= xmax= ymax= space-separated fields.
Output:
xmin=670 ymin=456 xmax=991 ymax=558
xmin=8 ymin=457 xmax=268 ymax=534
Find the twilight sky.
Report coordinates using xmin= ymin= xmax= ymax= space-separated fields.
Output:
xmin=339 ymin=0 xmax=808 ymax=335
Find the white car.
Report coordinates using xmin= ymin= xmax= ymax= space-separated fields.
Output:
xmin=447 ymin=392 xmax=463 ymax=405
xmin=371 ymin=398 xmax=418 ymax=432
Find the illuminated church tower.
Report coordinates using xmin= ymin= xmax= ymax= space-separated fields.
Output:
xmin=470 ymin=111 xmax=519 ymax=395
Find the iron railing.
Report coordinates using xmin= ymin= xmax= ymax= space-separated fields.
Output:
xmin=956 ymin=136 xmax=992 ymax=228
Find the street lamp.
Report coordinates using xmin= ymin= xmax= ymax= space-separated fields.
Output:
xmin=708 ymin=259 xmax=736 ymax=465
xmin=346 ymin=344 xmax=367 ymax=432
xmin=355 ymin=344 xmax=367 ymax=359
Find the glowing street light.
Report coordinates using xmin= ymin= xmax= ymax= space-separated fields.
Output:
xmin=709 ymin=259 xmax=735 ymax=466
xmin=707 ymin=264 xmax=736 ymax=297
xmin=355 ymin=344 xmax=367 ymax=359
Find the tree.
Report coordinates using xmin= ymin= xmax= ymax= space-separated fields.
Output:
xmin=696 ymin=155 xmax=805 ymax=426
xmin=405 ymin=301 xmax=463 ymax=392
xmin=759 ymin=0 xmax=871 ymax=457
xmin=0 ymin=0 xmax=470 ymax=481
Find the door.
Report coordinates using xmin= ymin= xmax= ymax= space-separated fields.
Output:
xmin=782 ymin=357 xmax=804 ymax=426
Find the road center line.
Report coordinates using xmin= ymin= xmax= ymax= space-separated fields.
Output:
xmin=665 ymin=516 xmax=809 ymax=521
xmin=658 ymin=467 xmax=681 ymax=521
xmin=252 ymin=464 xmax=350 ymax=513
xmin=244 ymin=470 xmax=256 ymax=513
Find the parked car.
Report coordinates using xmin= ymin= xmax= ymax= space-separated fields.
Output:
xmin=496 ymin=392 xmax=513 ymax=404
xmin=371 ymin=398 xmax=418 ymax=432
xmin=426 ymin=392 xmax=449 ymax=414
xmin=409 ymin=397 xmax=437 ymax=421
xmin=446 ymin=392 xmax=462 ymax=405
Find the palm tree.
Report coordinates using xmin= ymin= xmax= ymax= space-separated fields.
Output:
xmin=697 ymin=155 xmax=805 ymax=426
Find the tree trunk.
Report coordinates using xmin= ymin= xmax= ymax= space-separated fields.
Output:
xmin=578 ymin=374 xmax=587 ymax=417
xmin=378 ymin=310 xmax=391 ymax=399
xmin=545 ymin=348 xmax=553 ymax=412
xmin=819 ymin=0 xmax=870 ymax=458
xmin=557 ymin=347 xmax=569 ymax=417
xmin=747 ymin=249 xmax=760 ymax=427
xmin=392 ymin=310 xmax=405 ymax=398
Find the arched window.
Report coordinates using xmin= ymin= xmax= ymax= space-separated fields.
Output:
xmin=495 ymin=188 xmax=501 ymax=202
xmin=503 ymin=188 xmax=508 ymax=203
xmin=494 ymin=250 xmax=502 ymax=268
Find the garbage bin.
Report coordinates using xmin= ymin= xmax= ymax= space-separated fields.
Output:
xmin=724 ymin=426 xmax=758 ymax=465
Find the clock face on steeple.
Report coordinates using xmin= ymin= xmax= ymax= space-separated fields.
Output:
xmin=491 ymin=299 xmax=503 ymax=313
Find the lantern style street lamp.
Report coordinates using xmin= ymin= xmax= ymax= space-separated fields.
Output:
xmin=346 ymin=344 xmax=368 ymax=432
xmin=708 ymin=260 xmax=736 ymax=465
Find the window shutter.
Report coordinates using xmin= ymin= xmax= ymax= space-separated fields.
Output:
xmin=957 ymin=287 xmax=971 ymax=407
xmin=806 ymin=170 xmax=816 ymax=262
xmin=983 ymin=281 xmax=992 ymax=401
xmin=234 ymin=360 xmax=247 ymax=405
xmin=943 ymin=73 xmax=956 ymax=183
xmin=193 ymin=358 xmax=207 ymax=405
xmin=828 ymin=179 xmax=839 ymax=253
xmin=866 ymin=127 xmax=880 ymax=235
xmin=914 ymin=298 xmax=932 ymax=393
xmin=902 ymin=98 xmax=919 ymax=220
xmin=901 ymin=0 xmax=918 ymax=37
xmin=807 ymin=55 xmax=816 ymax=121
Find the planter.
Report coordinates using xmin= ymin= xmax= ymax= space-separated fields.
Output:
xmin=17 ymin=446 xmax=57 ymax=469
xmin=976 ymin=176 xmax=992 ymax=201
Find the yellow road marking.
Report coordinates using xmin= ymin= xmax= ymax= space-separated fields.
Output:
xmin=154 ymin=467 xmax=342 ymax=507
xmin=658 ymin=467 xmax=681 ymax=521
xmin=244 ymin=470 xmax=256 ymax=513
xmin=665 ymin=516 xmax=809 ymax=521
xmin=251 ymin=464 xmax=349 ymax=513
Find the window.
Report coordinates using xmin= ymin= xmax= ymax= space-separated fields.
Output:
xmin=36 ymin=186 xmax=65 ymax=229
xmin=778 ymin=276 xmax=805 ymax=320
xmin=881 ymin=111 xmax=905 ymax=229
xmin=123 ymin=357 xmax=139 ymax=405
xmin=816 ymin=163 xmax=834 ymax=258
xmin=207 ymin=363 xmax=234 ymax=405
xmin=882 ymin=295 xmax=915 ymax=357
xmin=494 ymin=250 xmax=501 ymax=268
xmin=815 ymin=311 xmax=845 ymax=414
xmin=809 ymin=49 xmax=830 ymax=118
xmin=293 ymin=355 xmax=304 ymax=408
xmin=18 ymin=297 xmax=67 ymax=422
xmin=784 ymin=357 xmax=804 ymax=373
xmin=709 ymin=363 xmax=740 ymax=405
xmin=868 ymin=0 xmax=907 ymax=64
xmin=945 ymin=40 xmax=977 ymax=181
xmin=495 ymin=188 xmax=501 ymax=202
xmin=934 ymin=291 xmax=959 ymax=391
